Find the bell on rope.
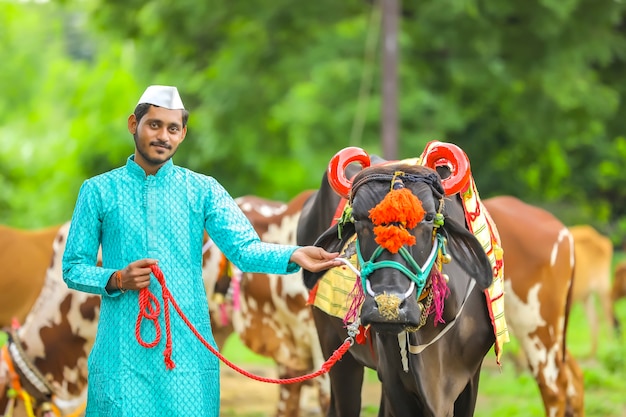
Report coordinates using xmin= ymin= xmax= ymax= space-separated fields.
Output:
xmin=443 ymin=273 xmax=450 ymax=282
xmin=417 ymin=302 xmax=424 ymax=313
xmin=442 ymin=253 xmax=452 ymax=264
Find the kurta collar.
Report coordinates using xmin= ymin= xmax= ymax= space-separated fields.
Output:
xmin=125 ymin=155 xmax=175 ymax=179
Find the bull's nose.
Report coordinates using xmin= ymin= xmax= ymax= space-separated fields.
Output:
xmin=374 ymin=292 xmax=402 ymax=320
xmin=360 ymin=293 xmax=423 ymax=330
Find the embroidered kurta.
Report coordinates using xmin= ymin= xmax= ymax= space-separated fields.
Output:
xmin=62 ymin=156 xmax=300 ymax=417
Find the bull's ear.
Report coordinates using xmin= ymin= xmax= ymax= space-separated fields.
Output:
xmin=314 ymin=223 xmax=355 ymax=254
xmin=442 ymin=219 xmax=493 ymax=290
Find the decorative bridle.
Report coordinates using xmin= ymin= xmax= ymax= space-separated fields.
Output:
xmin=347 ymin=171 xmax=448 ymax=304
xmin=328 ymin=142 xmax=471 ymax=331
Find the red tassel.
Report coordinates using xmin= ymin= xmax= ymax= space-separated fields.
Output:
xmin=355 ymin=325 xmax=369 ymax=344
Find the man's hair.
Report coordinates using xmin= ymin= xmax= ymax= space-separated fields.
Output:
xmin=134 ymin=103 xmax=190 ymax=127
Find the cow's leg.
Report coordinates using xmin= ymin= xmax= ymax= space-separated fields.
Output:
xmin=583 ymin=295 xmax=598 ymax=358
xmin=274 ymin=364 xmax=304 ymax=417
xmin=564 ymin=350 xmax=584 ymax=417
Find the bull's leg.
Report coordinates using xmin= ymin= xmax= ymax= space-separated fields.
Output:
xmin=453 ymin=369 xmax=482 ymax=417
xmin=312 ymin=308 xmax=364 ymax=417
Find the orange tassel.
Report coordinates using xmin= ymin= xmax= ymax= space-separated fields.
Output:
xmin=368 ymin=187 xmax=425 ymax=253
xmin=373 ymin=225 xmax=416 ymax=253
xmin=369 ymin=188 xmax=425 ymax=229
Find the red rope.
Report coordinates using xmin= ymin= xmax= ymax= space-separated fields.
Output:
xmin=134 ymin=264 xmax=352 ymax=384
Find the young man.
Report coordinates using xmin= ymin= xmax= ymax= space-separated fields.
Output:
xmin=62 ymin=85 xmax=340 ymax=416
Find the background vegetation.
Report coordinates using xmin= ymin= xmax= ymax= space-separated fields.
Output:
xmin=2 ymin=0 xmax=626 ymax=246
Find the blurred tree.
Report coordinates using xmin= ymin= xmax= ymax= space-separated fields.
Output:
xmin=2 ymin=0 xmax=626 ymax=245
xmin=0 ymin=1 xmax=139 ymax=227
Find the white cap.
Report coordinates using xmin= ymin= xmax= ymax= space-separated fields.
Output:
xmin=136 ymin=85 xmax=185 ymax=110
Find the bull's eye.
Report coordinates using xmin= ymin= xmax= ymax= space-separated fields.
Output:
xmin=424 ymin=213 xmax=435 ymax=222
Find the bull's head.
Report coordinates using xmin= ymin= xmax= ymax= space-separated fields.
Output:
xmin=326 ymin=143 xmax=492 ymax=333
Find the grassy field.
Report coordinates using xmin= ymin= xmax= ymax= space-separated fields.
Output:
xmin=220 ymin=262 xmax=626 ymax=416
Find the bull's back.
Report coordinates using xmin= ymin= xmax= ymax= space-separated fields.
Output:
xmin=0 ymin=224 xmax=62 ymax=326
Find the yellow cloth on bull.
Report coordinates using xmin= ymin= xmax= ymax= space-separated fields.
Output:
xmin=312 ymin=151 xmax=509 ymax=365
xmin=312 ymin=235 xmax=359 ymax=318
xmin=457 ymin=175 xmax=509 ymax=364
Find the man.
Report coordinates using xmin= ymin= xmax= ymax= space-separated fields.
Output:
xmin=62 ymin=85 xmax=340 ymax=416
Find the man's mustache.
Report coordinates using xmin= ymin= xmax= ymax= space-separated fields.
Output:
xmin=150 ymin=141 xmax=172 ymax=149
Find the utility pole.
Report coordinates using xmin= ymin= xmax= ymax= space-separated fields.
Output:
xmin=381 ymin=0 xmax=399 ymax=160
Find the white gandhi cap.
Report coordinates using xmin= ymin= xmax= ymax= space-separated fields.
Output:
xmin=137 ymin=85 xmax=185 ymax=110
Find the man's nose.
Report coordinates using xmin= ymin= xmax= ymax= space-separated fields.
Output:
xmin=156 ymin=126 xmax=170 ymax=141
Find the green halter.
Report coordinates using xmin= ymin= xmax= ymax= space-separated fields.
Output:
xmin=356 ymin=233 xmax=447 ymax=300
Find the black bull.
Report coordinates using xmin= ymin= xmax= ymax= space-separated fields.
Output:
xmin=297 ymin=163 xmax=495 ymax=417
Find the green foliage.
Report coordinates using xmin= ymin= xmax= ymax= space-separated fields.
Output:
xmin=2 ymin=0 xmax=626 ymax=246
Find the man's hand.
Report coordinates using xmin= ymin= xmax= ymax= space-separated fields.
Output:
xmin=108 ymin=258 xmax=158 ymax=292
xmin=290 ymin=246 xmax=342 ymax=273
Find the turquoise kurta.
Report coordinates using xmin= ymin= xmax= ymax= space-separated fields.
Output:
xmin=62 ymin=156 xmax=300 ymax=417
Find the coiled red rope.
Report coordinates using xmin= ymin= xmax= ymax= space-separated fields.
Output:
xmin=134 ymin=264 xmax=352 ymax=384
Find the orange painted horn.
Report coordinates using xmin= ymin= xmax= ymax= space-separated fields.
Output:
xmin=422 ymin=141 xmax=471 ymax=195
xmin=327 ymin=147 xmax=371 ymax=199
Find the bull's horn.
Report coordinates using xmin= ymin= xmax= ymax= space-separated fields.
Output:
xmin=422 ymin=141 xmax=471 ymax=195
xmin=327 ymin=147 xmax=371 ymax=199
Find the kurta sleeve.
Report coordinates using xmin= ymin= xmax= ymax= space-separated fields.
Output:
xmin=203 ymin=177 xmax=301 ymax=275
xmin=62 ymin=180 xmax=119 ymax=296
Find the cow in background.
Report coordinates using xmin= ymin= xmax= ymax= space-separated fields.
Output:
xmin=0 ymin=222 xmax=97 ymax=417
xmin=484 ymin=196 xmax=583 ymax=417
xmin=613 ymin=261 xmax=626 ymax=330
xmin=0 ymin=224 xmax=62 ymax=327
xmin=207 ymin=190 xmax=329 ymax=417
xmin=569 ymin=224 xmax=617 ymax=357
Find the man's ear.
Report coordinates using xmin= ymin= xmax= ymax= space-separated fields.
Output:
xmin=128 ymin=114 xmax=137 ymax=134
xmin=180 ymin=126 xmax=187 ymax=141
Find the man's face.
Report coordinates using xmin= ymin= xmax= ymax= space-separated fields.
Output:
xmin=127 ymin=105 xmax=187 ymax=174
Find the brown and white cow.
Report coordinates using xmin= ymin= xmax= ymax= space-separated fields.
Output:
xmin=0 ymin=224 xmax=62 ymax=327
xmin=0 ymin=222 xmax=97 ymax=417
xmin=207 ymin=190 xmax=330 ymax=417
xmin=484 ymin=196 xmax=583 ymax=417
xmin=569 ymin=224 xmax=616 ymax=357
